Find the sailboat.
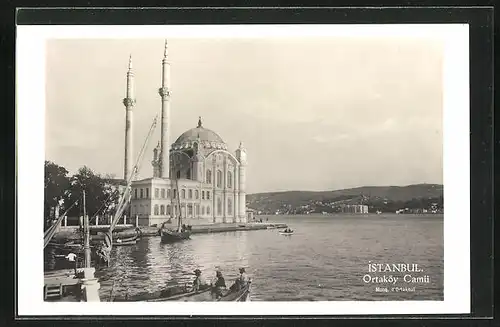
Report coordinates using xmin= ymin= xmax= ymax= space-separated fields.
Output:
xmin=160 ymin=178 xmax=191 ymax=243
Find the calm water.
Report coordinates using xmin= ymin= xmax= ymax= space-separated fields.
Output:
xmin=61 ymin=214 xmax=445 ymax=301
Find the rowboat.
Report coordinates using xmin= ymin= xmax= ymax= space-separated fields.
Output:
xmin=113 ymin=234 xmax=139 ymax=246
xmin=279 ymin=230 xmax=294 ymax=235
xmin=111 ymin=281 xmax=251 ymax=302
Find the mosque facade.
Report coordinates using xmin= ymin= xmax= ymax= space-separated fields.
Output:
xmin=125 ymin=41 xmax=248 ymax=227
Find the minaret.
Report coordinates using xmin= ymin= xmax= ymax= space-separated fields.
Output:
xmin=158 ymin=40 xmax=171 ymax=179
xmin=235 ymin=142 xmax=247 ymax=222
xmin=123 ymin=54 xmax=135 ymax=181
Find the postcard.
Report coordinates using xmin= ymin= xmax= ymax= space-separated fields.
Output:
xmin=16 ymin=23 xmax=470 ymax=316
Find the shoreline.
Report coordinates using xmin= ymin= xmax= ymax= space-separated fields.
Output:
xmin=52 ymin=222 xmax=289 ymax=239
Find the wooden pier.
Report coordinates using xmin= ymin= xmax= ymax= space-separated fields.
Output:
xmin=44 ymin=269 xmax=80 ymax=301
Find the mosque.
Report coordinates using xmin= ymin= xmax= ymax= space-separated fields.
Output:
xmin=123 ymin=41 xmax=248 ymax=227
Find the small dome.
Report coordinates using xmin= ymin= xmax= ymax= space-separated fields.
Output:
xmin=171 ymin=117 xmax=227 ymax=151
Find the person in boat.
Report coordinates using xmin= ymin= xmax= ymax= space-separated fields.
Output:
xmin=238 ymin=267 xmax=249 ymax=286
xmin=231 ymin=267 xmax=250 ymax=291
xmin=192 ymin=269 xmax=206 ymax=293
xmin=211 ymin=270 xmax=226 ymax=299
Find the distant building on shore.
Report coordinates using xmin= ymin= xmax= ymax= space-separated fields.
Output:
xmin=340 ymin=204 xmax=369 ymax=214
xmin=124 ymin=41 xmax=248 ymax=226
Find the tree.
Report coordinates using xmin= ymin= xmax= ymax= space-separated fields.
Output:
xmin=44 ymin=161 xmax=70 ymax=225
xmin=66 ymin=166 xmax=111 ymax=219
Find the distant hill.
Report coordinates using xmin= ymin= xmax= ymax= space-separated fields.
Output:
xmin=247 ymin=184 xmax=443 ymax=214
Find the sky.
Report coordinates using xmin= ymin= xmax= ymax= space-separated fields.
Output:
xmin=45 ymin=37 xmax=444 ymax=194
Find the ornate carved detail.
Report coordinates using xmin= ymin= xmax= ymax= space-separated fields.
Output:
xmin=158 ymin=87 xmax=171 ymax=98
xmin=123 ymin=98 xmax=136 ymax=107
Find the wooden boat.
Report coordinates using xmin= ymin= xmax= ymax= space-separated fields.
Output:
xmin=160 ymin=177 xmax=191 ymax=244
xmin=113 ymin=239 xmax=137 ymax=246
xmin=113 ymin=233 xmax=139 ymax=246
xmin=111 ymin=281 xmax=251 ymax=302
xmin=160 ymin=229 xmax=191 ymax=243
xmin=279 ymin=229 xmax=294 ymax=235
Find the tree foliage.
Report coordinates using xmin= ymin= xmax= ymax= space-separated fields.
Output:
xmin=44 ymin=162 xmax=123 ymax=226
xmin=44 ymin=161 xmax=70 ymax=221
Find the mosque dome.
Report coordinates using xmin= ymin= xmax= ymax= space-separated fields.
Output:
xmin=171 ymin=117 xmax=228 ymax=151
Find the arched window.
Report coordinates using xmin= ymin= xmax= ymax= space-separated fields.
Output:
xmin=195 ymin=205 xmax=199 ymax=216
xmin=227 ymin=172 xmax=233 ymax=188
xmin=155 ymin=188 xmax=159 ymax=198
xmin=160 ymin=205 xmax=165 ymax=215
xmin=134 ymin=189 xmax=138 ymax=199
xmin=217 ymin=197 xmax=222 ymax=216
xmin=154 ymin=204 xmax=159 ymax=215
xmin=166 ymin=189 xmax=170 ymax=198
xmin=188 ymin=189 xmax=192 ymax=199
xmin=181 ymin=189 xmax=186 ymax=199
xmin=173 ymin=189 xmax=177 ymax=199
xmin=202 ymin=191 xmax=205 ymax=200
xmin=161 ymin=188 xmax=165 ymax=198
xmin=228 ymin=198 xmax=232 ymax=215
xmin=187 ymin=169 xmax=191 ymax=180
xmin=202 ymin=206 xmax=205 ymax=215
xmin=207 ymin=206 xmax=211 ymax=215
xmin=188 ymin=204 xmax=193 ymax=216
xmin=176 ymin=170 xmax=181 ymax=179
xmin=206 ymin=170 xmax=212 ymax=184
xmin=216 ymin=170 xmax=222 ymax=188
xmin=140 ymin=189 xmax=144 ymax=198
xmin=145 ymin=188 xmax=149 ymax=198
xmin=207 ymin=191 xmax=210 ymax=200
xmin=167 ymin=205 xmax=171 ymax=215
xmin=195 ymin=190 xmax=199 ymax=199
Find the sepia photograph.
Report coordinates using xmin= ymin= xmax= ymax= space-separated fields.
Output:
xmin=17 ymin=23 xmax=470 ymax=316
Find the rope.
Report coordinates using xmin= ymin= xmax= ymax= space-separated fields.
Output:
xmin=44 ymin=196 xmax=81 ymax=249
xmin=100 ymin=115 xmax=158 ymax=264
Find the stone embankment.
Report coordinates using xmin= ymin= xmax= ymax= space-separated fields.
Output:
xmin=53 ymin=223 xmax=288 ymax=239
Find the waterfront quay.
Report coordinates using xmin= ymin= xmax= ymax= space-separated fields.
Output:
xmin=53 ymin=222 xmax=288 ymax=238
xmin=181 ymin=222 xmax=287 ymax=235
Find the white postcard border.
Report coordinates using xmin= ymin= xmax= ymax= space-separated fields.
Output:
xmin=16 ymin=24 xmax=470 ymax=316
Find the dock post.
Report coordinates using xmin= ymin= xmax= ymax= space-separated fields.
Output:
xmin=64 ymin=215 xmax=68 ymax=227
xmin=80 ymin=267 xmax=101 ymax=302
xmin=124 ymin=215 xmax=127 ymax=225
xmin=135 ymin=214 xmax=139 ymax=227
xmin=96 ymin=215 xmax=99 ymax=226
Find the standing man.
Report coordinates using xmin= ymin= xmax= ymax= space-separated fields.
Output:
xmin=65 ymin=252 xmax=78 ymax=274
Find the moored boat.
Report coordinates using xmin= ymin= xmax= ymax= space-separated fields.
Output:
xmin=160 ymin=177 xmax=191 ymax=244
xmin=160 ymin=228 xmax=191 ymax=243
xmin=112 ymin=231 xmax=140 ymax=246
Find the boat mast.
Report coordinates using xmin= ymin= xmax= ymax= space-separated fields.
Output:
xmin=102 ymin=115 xmax=158 ymax=258
xmin=175 ymin=177 xmax=182 ymax=232
xmin=83 ymin=189 xmax=91 ymax=268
